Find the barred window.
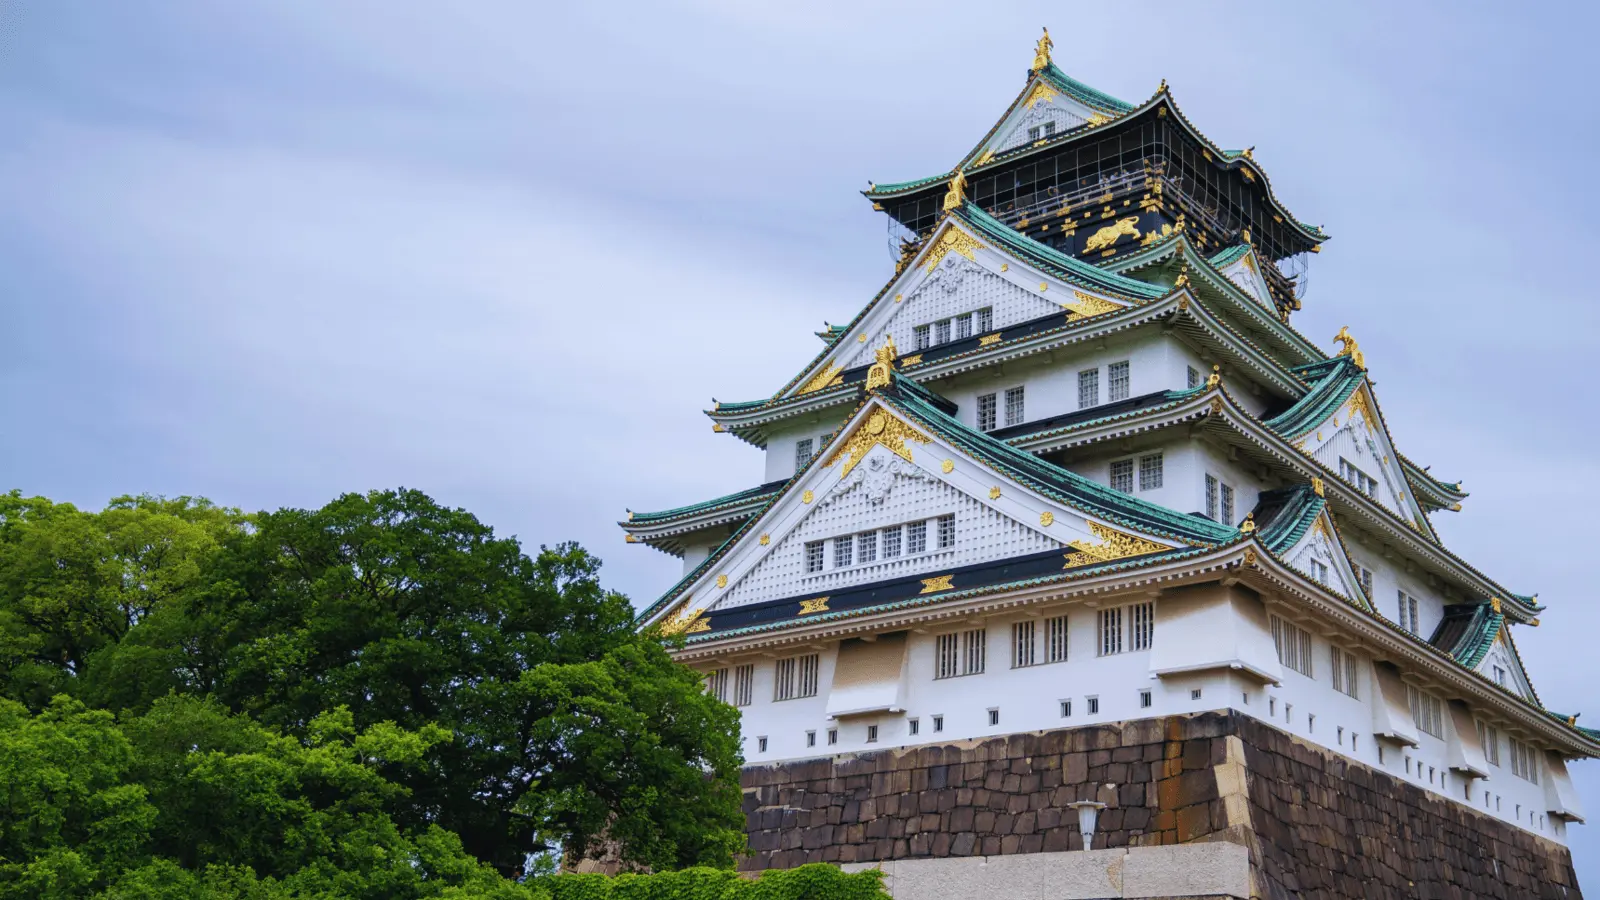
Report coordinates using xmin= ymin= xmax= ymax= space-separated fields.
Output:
xmin=1510 ymin=739 xmax=1539 ymax=783
xmin=1012 ymin=620 xmax=1036 ymax=668
xmin=1139 ymin=453 xmax=1163 ymax=490
xmin=732 ymin=664 xmax=754 ymax=707
xmin=935 ymin=319 xmax=952 ymax=344
xmin=1408 ymin=685 xmax=1444 ymax=739
xmin=1331 ymin=646 xmax=1358 ymax=698
xmin=977 ymin=393 xmax=997 ymax=432
xmin=1478 ymin=721 xmax=1501 ymax=767
xmin=1130 ymin=601 xmax=1154 ymax=650
xmin=1397 ymin=591 xmax=1419 ymax=634
xmin=1205 ymin=474 xmax=1219 ymax=520
xmin=1271 ymin=615 xmax=1314 ymax=677
xmin=1086 ymin=696 xmax=1100 ymax=714
xmin=1098 ymin=607 xmax=1123 ymax=656
xmin=937 ymin=514 xmax=955 ymax=549
xmin=936 ymin=629 xmax=986 ymax=678
xmin=1340 ymin=457 xmax=1379 ymax=498
xmin=954 ymin=313 xmax=973 ymax=340
xmin=1352 ymin=563 xmax=1373 ymax=598
xmin=882 ymin=525 xmax=902 ymax=558
xmin=834 ymin=535 xmax=853 ymax=568
xmin=804 ymin=541 xmax=824 ymax=574
xmin=774 ymin=653 xmax=819 ymax=701
xmin=963 ymin=628 xmax=986 ymax=675
xmin=1004 ymin=386 xmax=1025 ymax=426
xmin=914 ymin=324 xmax=931 ymax=350
xmin=907 ymin=520 xmax=927 ymax=554
xmin=1108 ymin=360 xmax=1131 ymax=402
xmin=1309 ymin=558 xmax=1329 ymax=585
xmin=1493 ymin=665 xmax=1507 ymax=687
xmin=858 ymin=530 xmax=877 ymax=563
xmin=1078 ymin=368 xmax=1099 ymax=409
xmin=706 ymin=668 xmax=729 ymax=702
xmin=1110 ymin=459 xmax=1134 ymax=493
xmin=1045 ymin=614 xmax=1069 ymax=663
xmin=1221 ymin=483 xmax=1235 ymax=524
xmin=794 ymin=438 xmax=814 ymax=473
xmin=977 ymin=307 xmax=993 ymax=332
xmin=1187 ymin=366 xmax=1201 ymax=389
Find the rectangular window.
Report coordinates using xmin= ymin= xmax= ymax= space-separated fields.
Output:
xmin=1309 ymin=558 xmax=1329 ymax=586
xmin=1270 ymin=615 xmax=1314 ymax=677
xmin=1027 ymin=125 xmax=1042 ymax=141
xmin=908 ymin=718 xmax=919 ymax=736
xmin=1098 ymin=607 xmax=1124 ymax=656
xmin=806 ymin=730 xmax=816 ymax=747
xmin=774 ymin=653 xmax=819 ymax=701
xmin=805 ymin=541 xmax=824 ymax=574
xmin=932 ymin=715 xmax=944 ymax=732
xmin=1340 ymin=457 xmax=1379 ymax=498
xmin=936 ymin=630 xmax=985 ymax=678
xmin=1110 ymin=459 xmax=1134 ymax=493
xmin=1221 ymin=483 xmax=1235 ymax=525
xmin=1087 ymin=696 xmax=1100 ymax=715
xmin=1187 ymin=366 xmax=1201 ymax=389
xmin=963 ymin=628 xmax=986 ymax=675
xmin=1139 ymin=689 xmax=1153 ymax=709
xmin=977 ymin=393 xmax=997 ymax=432
xmin=707 ymin=668 xmax=729 ymax=702
xmin=954 ymin=313 xmax=973 ymax=340
xmin=866 ymin=724 xmax=879 ymax=743
xmin=858 ymin=530 xmax=877 ymax=563
xmin=976 ymin=307 xmax=993 ymax=332
xmin=987 ymin=708 xmax=1000 ymax=726
xmin=1352 ymin=564 xmax=1373 ymax=598
xmin=1397 ymin=591 xmax=1419 ymax=634
xmin=834 ymin=535 xmax=854 ymax=568
xmin=1130 ymin=601 xmax=1154 ymax=651
xmin=907 ymin=520 xmax=927 ymax=554
xmin=794 ymin=438 xmax=814 ymax=473
xmin=1060 ymin=699 xmax=1072 ymax=718
xmin=882 ymin=525 xmax=902 ymax=558
xmin=757 ymin=736 xmax=767 ymax=753
xmin=1045 ymin=614 xmax=1069 ymax=663
xmin=1510 ymin=739 xmax=1540 ymax=783
xmin=1107 ymin=360 xmax=1131 ymax=402
xmin=1479 ymin=721 xmax=1501 ymax=767
xmin=1331 ymin=646 xmax=1358 ymax=698
xmin=733 ymin=664 xmax=754 ymax=707
xmin=1078 ymin=368 xmax=1100 ymax=409
xmin=1004 ymin=386 xmax=1025 ymax=426
xmin=914 ymin=324 xmax=931 ymax=351
xmin=1012 ymin=620 xmax=1037 ymax=668
xmin=1493 ymin=666 xmax=1507 ymax=687
xmin=828 ymin=728 xmax=838 ymax=745
xmin=1205 ymin=474 xmax=1219 ymax=520
xmin=937 ymin=514 xmax=955 ymax=549
xmin=935 ymin=319 xmax=952 ymax=344
xmin=1408 ymin=685 xmax=1444 ymax=739
xmin=1139 ymin=453 xmax=1163 ymax=490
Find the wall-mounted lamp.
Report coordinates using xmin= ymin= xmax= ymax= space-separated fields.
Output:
xmin=1068 ymin=800 xmax=1107 ymax=850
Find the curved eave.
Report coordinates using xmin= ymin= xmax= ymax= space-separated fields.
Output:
xmin=1401 ymin=454 xmax=1468 ymax=511
xmin=1006 ymin=384 xmax=1542 ymax=623
xmin=867 ymin=89 xmax=1327 ymax=248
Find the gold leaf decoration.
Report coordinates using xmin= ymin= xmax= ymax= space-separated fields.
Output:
xmin=920 ymin=574 xmax=955 ymax=594
xmin=864 ymin=336 xmax=898 ymax=391
xmin=1084 ymin=216 xmax=1140 ymax=252
xmin=1064 ymin=291 xmax=1121 ymax=320
xmin=759 ymin=534 xmax=770 ymax=546
xmin=716 ymin=574 xmax=728 ymax=588
xmin=941 ymin=170 xmax=967 ymax=212
xmin=797 ymin=597 xmax=830 ymax=615
xmin=923 ymin=226 xmax=983 ymax=272
xmin=988 ymin=486 xmax=1001 ymax=500
xmin=1062 ymin=522 xmax=1168 ymax=568
xmin=802 ymin=490 xmax=814 ymax=504
xmin=1334 ymin=326 xmax=1366 ymax=370
xmin=1346 ymin=388 xmax=1378 ymax=431
xmin=978 ymin=334 xmax=1001 ymax=346
xmin=825 ymin=408 xmax=931 ymax=479
xmin=941 ymin=459 xmax=954 ymax=474
xmin=1030 ymin=27 xmax=1052 ymax=72
xmin=1040 ymin=511 xmax=1054 ymax=527
xmin=1023 ymin=81 xmax=1057 ymax=109
xmin=659 ymin=603 xmax=708 ymax=636
xmin=900 ymin=353 xmax=923 ymax=366
xmin=799 ymin=362 xmax=845 ymax=395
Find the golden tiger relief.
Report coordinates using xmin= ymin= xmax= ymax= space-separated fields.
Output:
xmin=1084 ymin=216 xmax=1141 ymax=252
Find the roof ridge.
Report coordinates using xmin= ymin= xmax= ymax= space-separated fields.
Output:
xmin=956 ymin=203 xmax=1165 ymax=299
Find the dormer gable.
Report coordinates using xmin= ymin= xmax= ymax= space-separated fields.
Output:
xmin=1209 ymin=245 xmax=1276 ymax=312
xmin=1250 ymin=482 xmax=1372 ymax=611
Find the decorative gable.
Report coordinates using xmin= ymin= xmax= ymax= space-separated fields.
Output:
xmin=1302 ymin=386 xmax=1428 ymax=529
xmin=1280 ymin=511 xmax=1365 ymax=605
xmin=1478 ymin=632 xmax=1536 ymax=702
xmin=1217 ymin=250 xmax=1275 ymax=312
xmin=990 ymin=80 xmax=1105 ymax=154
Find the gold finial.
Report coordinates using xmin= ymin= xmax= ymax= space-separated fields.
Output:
xmin=1241 ymin=228 xmax=1252 ymax=245
xmin=865 ymin=335 xmax=899 ymax=390
xmin=1205 ymin=365 xmax=1221 ymax=389
xmin=1334 ymin=326 xmax=1366 ymax=370
xmin=1491 ymin=597 xmax=1503 ymax=614
xmin=1239 ymin=512 xmax=1256 ymax=534
xmin=1243 ymin=146 xmax=1255 ymax=160
xmin=941 ymin=169 xmax=967 ymax=212
xmin=1158 ymin=78 xmax=1168 ymax=93
xmin=1031 ymin=27 xmax=1053 ymax=72
xmin=1311 ymin=477 xmax=1325 ymax=498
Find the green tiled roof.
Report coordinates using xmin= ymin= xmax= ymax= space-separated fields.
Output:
xmin=626 ymin=478 xmax=788 ymax=527
xmin=1263 ymin=356 xmax=1366 ymax=439
xmin=1207 ymin=244 xmax=1252 ymax=268
xmin=1038 ymin=63 xmax=1133 ymax=114
xmin=955 ymin=203 xmax=1166 ymax=300
xmin=816 ymin=324 xmax=849 ymax=345
xmin=1251 ymin=484 xmax=1326 ymax=557
xmin=1429 ymin=602 xmax=1503 ymax=670
xmin=868 ymin=171 xmax=955 ymax=197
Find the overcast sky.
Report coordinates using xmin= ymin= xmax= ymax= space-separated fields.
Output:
xmin=4 ymin=0 xmax=1599 ymax=878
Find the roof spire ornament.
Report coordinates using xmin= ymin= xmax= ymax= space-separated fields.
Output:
xmin=941 ymin=168 xmax=967 ymax=212
xmin=1205 ymin=365 xmax=1221 ymax=389
xmin=865 ymin=334 xmax=899 ymax=390
xmin=1239 ymin=512 xmax=1256 ymax=534
xmin=1333 ymin=326 xmax=1367 ymax=370
xmin=1031 ymin=27 xmax=1053 ymax=73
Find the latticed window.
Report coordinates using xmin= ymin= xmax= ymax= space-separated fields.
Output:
xmin=882 ymin=525 xmax=902 ymax=558
xmin=706 ymin=668 xmax=729 ymax=702
xmin=1004 ymin=386 xmax=1025 ymax=426
xmin=1478 ymin=721 xmax=1501 ymax=766
xmin=936 ymin=629 xmax=985 ymax=678
xmin=1397 ymin=591 xmax=1419 ymax=634
xmin=833 ymin=534 xmax=853 ymax=568
xmin=1108 ymin=360 xmax=1130 ymax=402
xmin=1012 ymin=620 xmax=1036 ymax=668
xmin=977 ymin=307 xmax=993 ymax=332
xmin=1205 ymin=474 xmax=1219 ymax=520
xmin=1130 ymin=601 xmax=1154 ymax=651
xmin=954 ymin=313 xmax=973 ymax=340
xmin=1271 ymin=615 xmax=1313 ymax=677
xmin=1340 ymin=457 xmax=1379 ymax=498
xmin=914 ymin=324 xmax=931 ymax=350
xmin=907 ymin=520 xmax=927 ymax=554
xmin=1511 ymin=739 xmax=1540 ymax=783
xmin=1331 ymin=646 xmax=1358 ymax=698
xmin=732 ymin=664 xmax=754 ymax=707
xmin=804 ymin=541 xmax=824 ymax=574
xmin=1352 ymin=564 xmax=1373 ymax=598
xmin=858 ymin=530 xmax=877 ymax=563
xmin=1187 ymin=366 xmax=1201 ymax=389
xmin=963 ymin=628 xmax=986 ymax=675
xmin=1046 ymin=614 xmax=1069 ymax=663
xmin=935 ymin=319 xmax=952 ymax=344
xmin=1221 ymin=484 xmax=1235 ymax=524
xmin=1110 ymin=459 xmax=1134 ymax=493
xmin=1098 ymin=607 xmax=1123 ymax=656
xmin=1078 ymin=368 xmax=1099 ymax=409
xmin=1139 ymin=453 xmax=1163 ymax=490
xmin=794 ymin=438 xmax=813 ymax=473
xmin=1309 ymin=559 xmax=1329 ymax=585
xmin=977 ymin=393 xmax=997 ymax=432
xmin=937 ymin=514 xmax=955 ymax=549
xmin=1408 ymin=685 xmax=1444 ymax=739
xmin=774 ymin=653 xmax=819 ymax=701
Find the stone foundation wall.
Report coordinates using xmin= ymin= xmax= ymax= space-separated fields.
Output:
xmin=738 ymin=711 xmax=1584 ymax=899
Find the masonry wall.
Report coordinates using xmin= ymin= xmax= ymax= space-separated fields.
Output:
xmin=737 ymin=711 xmax=1583 ymax=899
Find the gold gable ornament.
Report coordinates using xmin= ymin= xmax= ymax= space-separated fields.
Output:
xmin=826 ymin=407 xmax=931 ymax=478
xmin=797 ymin=597 xmax=830 ymax=616
xmin=1334 ymin=326 xmax=1366 ymax=370
xmin=865 ymin=335 xmax=898 ymax=390
xmin=923 ymin=225 xmax=983 ymax=272
xmin=1062 ymin=522 xmax=1167 ymax=568
xmin=942 ymin=169 xmax=967 ymax=212
xmin=1064 ymin=291 xmax=1121 ymax=320
xmin=659 ymin=603 xmax=710 ymax=636
xmin=1239 ymin=513 xmax=1256 ymax=534
xmin=1030 ymin=27 xmax=1053 ymax=72
xmin=799 ymin=361 xmax=845 ymax=394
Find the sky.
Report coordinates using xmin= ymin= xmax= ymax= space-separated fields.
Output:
xmin=3 ymin=0 xmax=1599 ymax=878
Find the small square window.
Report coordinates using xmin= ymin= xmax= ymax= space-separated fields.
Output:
xmin=806 ymin=730 xmax=816 ymax=747
xmin=1139 ymin=689 xmax=1152 ymax=709
xmin=1060 ymin=699 xmax=1072 ymax=718
xmin=1138 ymin=453 xmax=1163 ymax=490
xmin=866 ymin=724 xmax=879 ymax=743
xmin=828 ymin=729 xmax=838 ymax=745
xmin=805 ymin=541 xmax=824 ymax=574
xmin=977 ymin=307 xmax=993 ymax=332
xmin=987 ymin=708 xmax=1000 ymax=726
xmin=908 ymin=718 xmax=920 ymax=736
xmin=834 ymin=535 xmax=854 ymax=568
xmin=932 ymin=715 xmax=944 ymax=732
xmin=757 ymin=736 xmax=768 ymax=753
xmin=1004 ymin=386 xmax=1025 ymax=426
xmin=1086 ymin=696 xmax=1100 ymax=715
xmin=794 ymin=438 xmax=814 ymax=473
xmin=1191 ymin=688 xmax=1203 ymax=701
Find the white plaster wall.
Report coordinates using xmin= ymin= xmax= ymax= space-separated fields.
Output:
xmin=1057 ymin=439 xmax=1264 ymax=528
xmin=1344 ymin=533 xmax=1449 ymax=643
xmin=1307 ymin=410 xmax=1410 ymax=520
xmin=995 ymin=98 xmax=1092 ymax=153
xmin=763 ymin=417 xmax=846 ymax=484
